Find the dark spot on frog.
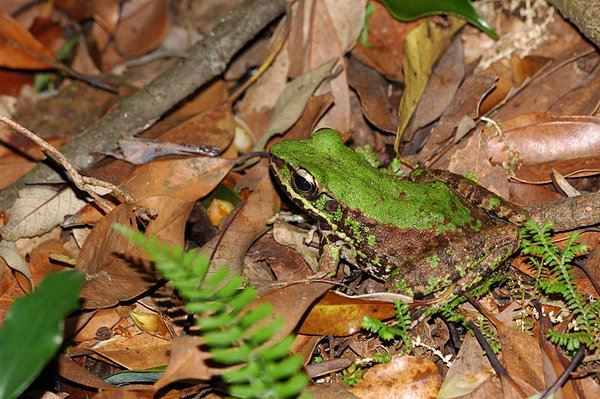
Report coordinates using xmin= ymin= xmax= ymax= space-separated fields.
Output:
xmin=324 ymin=199 xmax=338 ymax=213
xmin=398 ymin=192 xmax=406 ymax=200
xmin=269 ymin=155 xmax=286 ymax=169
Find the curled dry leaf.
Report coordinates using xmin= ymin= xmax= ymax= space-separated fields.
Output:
xmin=87 ymin=328 xmax=171 ymax=370
xmin=90 ymin=0 xmax=170 ymax=69
xmin=54 ymin=0 xmax=121 ymax=34
xmin=305 ymin=0 xmax=359 ymax=132
xmin=407 ymin=37 xmax=464 ymax=141
xmin=258 ymin=58 xmax=337 ymax=148
xmin=152 ymin=335 xmax=215 ymax=392
xmin=121 ymin=156 xmax=236 ymax=203
xmin=298 ymin=291 xmax=396 ymax=336
xmin=493 ymin=42 xmax=594 ymax=122
xmin=209 ymin=163 xmax=279 ymax=276
xmin=396 ymin=17 xmax=466 ymax=150
xmin=0 ymin=240 xmax=32 ymax=295
xmin=347 ymin=57 xmax=396 ymax=133
xmin=418 ymin=72 xmax=497 ymax=161
xmin=249 ymin=281 xmax=333 ymax=345
xmin=487 ymin=114 xmax=600 ymax=167
xmin=77 ymin=196 xmax=194 ymax=309
xmin=350 ymin=356 xmax=442 ymax=399
xmin=0 ymin=14 xmax=55 ymax=70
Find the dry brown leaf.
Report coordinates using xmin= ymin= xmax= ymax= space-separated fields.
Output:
xmin=90 ymin=0 xmax=170 ymax=69
xmin=72 ymin=307 xmax=122 ymax=342
xmin=549 ymin=61 xmax=600 ymax=115
xmin=152 ymin=335 xmax=218 ymax=392
xmin=58 ymin=355 xmax=115 ymax=390
xmin=306 ymin=0 xmax=357 ymax=132
xmin=121 ymin=156 xmax=235 ymax=203
xmin=494 ymin=43 xmax=596 ymax=122
xmin=78 ymin=196 xmax=193 ymax=308
xmin=488 ymin=114 xmax=600 ymax=166
xmin=305 ymin=382 xmax=359 ymax=398
xmin=282 ymin=93 xmax=336 ymax=141
xmin=419 ymin=72 xmax=497 ymax=161
xmin=347 ymin=57 xmax=395 ymax=133
xmin=0 ymin=260 xmax=26 ymax=323
xmin=245 ymin=281 xmax=332 ymax=346
xmin=448 ymin=129 xmax=510 ymax=199
xmin=54 ymin=0 xmax=121 ymax=34
xmin=1 ymin=186 xmax=88 ymax=241
xmin=0 ymin=13 xmax=55 ymax=69
xmin=248 ymin=235 xmax=314 ymax=281
xmin=298 ymin=291 xmax=395 ymax=336
xmin=395 ymin=17 xmax=466 ymax=150
xmin=350 ymin=356 xmax=441 ymax=399
xmin=89 ymin=328 xmax=170 ymax=370
xmin=291 ymin=334 xmax=322 ymax=365
xmin=260 ymin=58 xmax=337 ymax=147
xmin=407 ymin=37 xmax=464 ymax=141
xmin=209 ymin=162 xmax=279 ymax=276
xmin=0 ymin=240 xmax=32 ymax=289
xmin=352 ymin=2 xmax=419 ymax=82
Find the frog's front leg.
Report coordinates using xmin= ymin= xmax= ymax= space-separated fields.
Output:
xmin=410 ymin=169 xmax=528 ymax=225
xmin=316 ymin=234 xmax=344 ymax=278
xmin=385 ymin=223 xmax=521 ymax=298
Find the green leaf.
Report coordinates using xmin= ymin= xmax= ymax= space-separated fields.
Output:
xmin=378 ymin=0 xmax=497 ymax=39
xmin=0 ymin=270 xmax=83 ymax=399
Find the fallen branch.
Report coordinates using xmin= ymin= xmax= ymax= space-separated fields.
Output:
xmin=0 ymin=0 xmax=286 ymax=210
xmin=547 ymin=0 xmax=600 ymax=48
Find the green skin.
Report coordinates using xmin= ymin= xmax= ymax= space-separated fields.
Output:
xmin=269 ymin=129 xmax=527 ymax=298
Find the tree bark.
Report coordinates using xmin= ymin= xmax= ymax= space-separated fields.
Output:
xmin=0 ymin=0 xmax=286 ymax=210
xmin=548 ymin=0 xmax=600 ymax=48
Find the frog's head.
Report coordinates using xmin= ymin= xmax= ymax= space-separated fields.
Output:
xmin=269 ymin=128 xmax=351 ymax=226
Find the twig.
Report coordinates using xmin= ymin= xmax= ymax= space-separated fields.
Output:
xmin=0 ymin=114 xmax=134 ymax=209
xmin=0 ymin=0 xmax=287 ymax=210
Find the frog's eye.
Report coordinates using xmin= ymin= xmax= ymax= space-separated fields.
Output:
xmin=292 ymin=168 xmax=317 ymax=196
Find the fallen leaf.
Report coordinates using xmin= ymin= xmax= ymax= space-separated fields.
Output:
xmin=350 ymin=356 xmax=442 ymax=399
xmin=258 ymin=58 xmax=336 ymax=148
xmin=121 ymin=156 xmax=235 ymax=203
xmin=406 ymin=36 xmax=464 ymax=141
xmin=0 ymin=240 xmax=32 ymax=289
xmin=91 ymin=0 xmax=170 ymax=69
xmin=298 ymin=291 xmax=396 ymax=336
xmin=418 ymin=72 xmax=497 ymax=160
xmin=0 ymin=13 xmax=55 ymax=69
xmin=152 ymin=335 xmax=219 ymax=392
xmin=353 ymin=2 xmax=419 ymax=82
xmin=395 ymin=17 xmax=466 ymax=151
xmin=347 ymin=57 xmax=396 ymax=133
xmin=488 ymin=114 xmax=600 ymax=166
xmin=78 ymin=196 xmax=193 ymax=309
xmin=209 ymin=162 xmax=279 ymax=276
xmin=89 ymin=329 xmax=170 ymax=370
xmin=1 ymin=186 xmax=88 ymax=241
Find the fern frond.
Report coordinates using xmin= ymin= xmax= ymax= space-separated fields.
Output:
xmin=113 ymin=224 xmax=308 ymax=398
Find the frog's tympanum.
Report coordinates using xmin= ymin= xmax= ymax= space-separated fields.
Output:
xmin=269 ymin=129 xmax=527 ymax=299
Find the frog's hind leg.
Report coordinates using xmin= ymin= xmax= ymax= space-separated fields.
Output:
xmin=385 ymin=223 xmax=521 ymax=298
xmin=410 ymin=169 xmax=527 ymax=225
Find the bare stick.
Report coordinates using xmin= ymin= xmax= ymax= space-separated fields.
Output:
xmin=0 ymin=114 xmax=134 ymax=208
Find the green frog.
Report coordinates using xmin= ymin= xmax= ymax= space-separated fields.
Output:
xmin=269 ymin=128 xmax=527 ymax=299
